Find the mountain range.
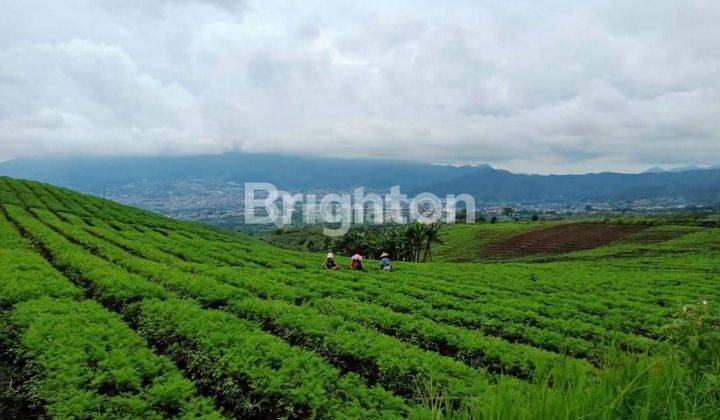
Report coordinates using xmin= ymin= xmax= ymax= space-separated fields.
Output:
xmin=1 ymin=153 xmax=719 ymax=205
xmin=413 ymin=165 xmax=720 ymax=204
xmin=0 ymin=154 xmax=477 ymax=192
xmin=643 ymin=165 xmax=720 ymax=174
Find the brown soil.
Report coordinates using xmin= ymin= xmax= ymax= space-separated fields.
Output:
xmin=482 ymin=223 xmax=648 ymax=258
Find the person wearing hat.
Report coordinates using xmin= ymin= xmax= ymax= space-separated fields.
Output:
xmin=380 ymin=252 xmax=393 ymax=271
xmin=324 ymin=253 xmax=340 ymax=270
xmin=349 ymin=252 xmax=364 ymax=271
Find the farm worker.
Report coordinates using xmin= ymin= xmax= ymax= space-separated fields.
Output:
xmin=324 ymin=253 xmax=340 ymax=270
xmin=349 ymin=252 xmax=364 ymax=271
xmin=380 ymin=252 xmax=393 ymax=271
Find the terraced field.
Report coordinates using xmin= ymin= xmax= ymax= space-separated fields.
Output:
xmin=1 ymin=176 xmax=718 ymax=418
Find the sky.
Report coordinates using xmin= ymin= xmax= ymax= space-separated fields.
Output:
xmin=0 ymin=0 xmax=719 ymax=174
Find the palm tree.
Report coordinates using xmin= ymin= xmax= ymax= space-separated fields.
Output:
xmin=421 ymin=223 xmax=443 ymax=262
xmin=330 ymin=222 xmax=443 ymax=263
xmin=405 ymin=222 xmax=426 ymax=262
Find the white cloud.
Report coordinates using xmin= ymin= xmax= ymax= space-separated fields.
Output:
xmin=0 ymin=0 xmax=719 ymax=173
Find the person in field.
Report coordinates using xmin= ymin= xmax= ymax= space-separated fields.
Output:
xmin=380 ymin=252 xmax=393 ymax=271
xmin=324 ymin=253 xmax=340 ymax=270
xmin=349 ymin=252 xmax=364 ymax=271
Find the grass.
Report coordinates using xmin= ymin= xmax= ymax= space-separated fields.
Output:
xmin=474 ymin=301 xmax=720 ymax=419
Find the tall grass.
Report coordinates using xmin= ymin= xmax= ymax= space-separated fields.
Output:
xmin=426 ymin=301 xmax=720 ymax=419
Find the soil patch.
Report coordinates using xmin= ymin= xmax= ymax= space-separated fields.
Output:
xmin=482 ymin=223 xmax=648 ymax=258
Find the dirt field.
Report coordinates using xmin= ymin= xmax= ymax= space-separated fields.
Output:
xmin=482 ymin=223 xmax=648 ymax=258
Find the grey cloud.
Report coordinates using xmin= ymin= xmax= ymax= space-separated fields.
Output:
xmin=0 ymin=0 xmax=718 ymax=173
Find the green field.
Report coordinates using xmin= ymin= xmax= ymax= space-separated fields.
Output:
xmin=432 ymin=221 xmax=565 ymax=262
xmin=432 ymin=220 xmax=710 ymax=263
xmin=1 ymin=176 xmax=719 ymax=419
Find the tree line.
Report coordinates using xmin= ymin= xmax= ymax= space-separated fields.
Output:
xmin=331 ymin=222 xmax=443 ymax=262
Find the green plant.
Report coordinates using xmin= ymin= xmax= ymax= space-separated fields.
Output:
xmin=1 ymin=176 xmax=719 ymax=418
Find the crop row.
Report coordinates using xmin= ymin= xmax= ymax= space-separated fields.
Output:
xmin=61 ymin=215 xmax=632 ymax=355
xmin=8 ymin=176 xmax=720 ymax=302
xmin=70 ymin=218 xmax=650 ymax=358
xmin=3 ymin=204 xmax=423 ymax=417
xmin=0 ymin=209 xmax=220 ymax=418
xmin=22 ymin=180 xmax=715 ymax=329
xmin=133 ymin=297 xmax=414 ymax=418
xmin=145 ymin=217 xmax=712 ymax=326
xmin=51 ymin=185 xmax=234 ymax=245
xmin=419 ymin=263 xmax=713 ymax=319
xmin=0 ymin=177 xmax=21 ymax=206
xmin=384 ymin=266 xmax=672 ymax=328
xmin=2 ymin=179 xmax=301 ymax=268
xmin=21 ymin=181 xmax=69 ymax=214
xmin=32 ymin=190 xmax=676 ymax=355
xmin=37 ymin=182 xmax=94 ymax=217
xmin=311 ymin=296 xmax=593 ymax=378
xmin=287 ymin=270 xmax=657 ymax=351
xmin=34 ymin=209 xmax=596 ymax=377
xmin=6 ymin=181 xmax=707 ymax=341
xmin=5 ymin=204 xmax=497 ymax=413
xmin=21 ymin=207 xmax=498 ymax=397
xmin=0 ymin=211 xmax=82 ymax=309
xmin=77 ymin=215 xmax=659 ymax=337
xmin=5 ymin=298 xmax=221 ymax=419
xmin=211 ymin=266 xmax=607 ymax=358
xmin=90 ymin=213 xmax=677 ymax=336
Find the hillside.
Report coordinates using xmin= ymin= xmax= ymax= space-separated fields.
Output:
xmin=1 ymin=176 xmax=719 ymax=418
xmin=432 ymin=221 xmax=568 ymax=262
xmin=414 ymin=166 xmax=720 ymax=204
xmin=432 ymin=221 xmax=709 ymax=263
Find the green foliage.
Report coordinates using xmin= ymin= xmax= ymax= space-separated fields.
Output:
xmin=331 ymin=222 xmax=443 ymax=262
xmin=0 ymin=213 xmax=82 ymax=309
xmin=135 ymin=298 xmax=414 ymax=418
xmin=666 ymin=300 xmax=720 ymax=375
xmin=1 ymin=176 xmax=719 ymax=418
xmin=259 ymin=226 xmax=332 ymax=252
xmin=6 ymin=297 xmax=219 ymax=419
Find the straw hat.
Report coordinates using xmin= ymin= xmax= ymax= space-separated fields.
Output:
xmin=380 ymin=252 xmax=389 ymax=258
xmin=326 ymin=253 xmax=334 ymax=259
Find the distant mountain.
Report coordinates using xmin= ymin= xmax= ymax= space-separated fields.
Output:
xmin=668 ymin=165 xmax=705 ymax=173
xmin=643 ymin=165 xmax=719 ymax=174
xmin=414 ymin=166 xmax=720 ymax=204
xmin=0 ymin=153 xmax=478 ymax=193
xmin=2 ymin=153 xmax=719 ymax=206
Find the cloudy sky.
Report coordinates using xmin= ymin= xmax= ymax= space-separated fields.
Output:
xmin=0 ymin=0 xmax=718 ymax=173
